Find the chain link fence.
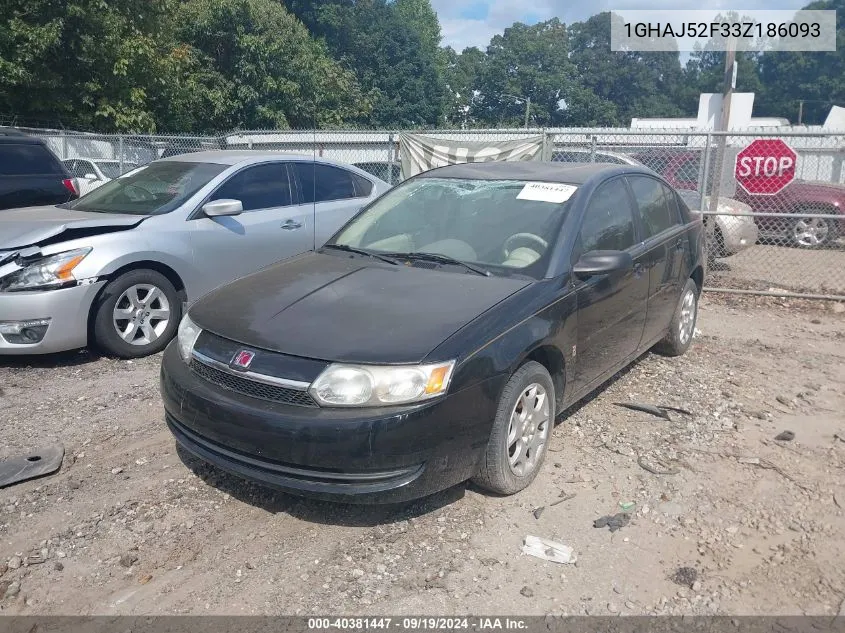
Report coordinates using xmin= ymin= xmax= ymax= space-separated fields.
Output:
xmin=5 ymin=124 xmax=845 ymax=299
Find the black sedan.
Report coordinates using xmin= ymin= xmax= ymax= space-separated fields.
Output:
xmin=160 ymin=162 xmax=706 ymax=504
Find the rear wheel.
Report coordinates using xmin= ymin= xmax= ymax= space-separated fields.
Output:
xmin=653 ymin=278 xmax=699 ymax=357
xmin=92 ymin=269 xmax=181 ymax=358
xmin=472 ymin=361 xmax=555 ymax=496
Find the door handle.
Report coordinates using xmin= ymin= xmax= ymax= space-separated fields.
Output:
xmin=281 ymin=220 xmax=302 ymax=230
xmin=675 ymin=240 xmax=686 ymax=252
xmin=633 ymin=262 xmax=645 ymax=276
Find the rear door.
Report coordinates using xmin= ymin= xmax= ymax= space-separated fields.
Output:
xmin=627 ymin=175 xmax=687 ymax=345
xmin=0 ymin=142 xmax=73 ymax=210
xmin=291 ymin=162 xmax=377 ymax=247
xmin=573 ymin=177 xmax=649 ymax=391
xmin=189 ymin=162 xmax=313 ymax=298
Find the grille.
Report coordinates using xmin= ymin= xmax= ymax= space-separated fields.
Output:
xmin=190 ymin=359 xmax=318 ymax=408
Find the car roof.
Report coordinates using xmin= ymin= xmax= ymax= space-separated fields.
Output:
xmin=157 ymin=150 xmax=319 ymax=166
xmin=417 ymin=161 xmax=650 ymax=184
xmin=0 ymin=130 xmax=45 ymax=144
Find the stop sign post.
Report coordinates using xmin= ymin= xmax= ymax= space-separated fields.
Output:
xmin=735 ymin=139 xmax=797 ymax=195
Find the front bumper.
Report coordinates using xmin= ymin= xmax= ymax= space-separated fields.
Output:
xmin=715 ymin=214 xmax=759 ymax=256
xmin=0 ymin=281 xmax=105 ymax=354
xmin=159 ymin=342 xmax=505 ymax=504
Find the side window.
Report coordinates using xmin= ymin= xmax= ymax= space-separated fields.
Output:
xmin=211 ymin=164 xmax=292 ymax=211
xmin=0 ymin=144 xmax=64 ymax=176
xmin=351 ymin=172 xmax=373 ymax=197
xmin=79 ymin=161 xmax=96 ymax=177
xmin=628 ymin=176 xmax=679 ymax=239
xmin=579 ymin=178 xmax=636 ymax=252
xmin=662 ymin=183 xmax=682 ymax=224
xmin=295 ymin=163 xmax=357 ymax=204
xmin=64 ymin=160 xmax=81 ymax=177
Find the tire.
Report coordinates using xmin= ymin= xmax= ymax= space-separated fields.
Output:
xmin=472 ymin=361 xmax=555 ymax=496
xmin=792 ymin=214 xmax=832 ymax=249
xmin=653 ymin=278 xmax=699 ymax=357
xmin=92 ymin=269 xmax=181 ymax=359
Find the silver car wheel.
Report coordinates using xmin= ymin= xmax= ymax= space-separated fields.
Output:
xmin=506 ymin=383 xmax=550 ymax=476
xmin=793 ymin=218 xmax=829 ymax=247
xmin=678 ymin=288 xmax=697 ymax=346
xmin=112 ymin=284 xmax=171 ymax=346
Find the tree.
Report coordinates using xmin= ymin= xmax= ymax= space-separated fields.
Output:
xmin=0 ymin=0 xmax=190 ymax=131
xmin=287 ymin=0 xmax=445 ymax=127
xmin=175 ymin=0 xmax=370 ymax=130
xmin=473 ymin=19 xmax=617 ymax=127
xmin=568 ymin=13 xmax=687 ymax=126
xmin=756 ymin=0 xmax=845 ymax=124
xmin=441 ymin=46 xmax=486 ymax=127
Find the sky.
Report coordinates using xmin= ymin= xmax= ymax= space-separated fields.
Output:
xmin=432 ymin=0 xmax=814 ymax=52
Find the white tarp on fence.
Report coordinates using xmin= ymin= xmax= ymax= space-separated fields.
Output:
xmin=399 ymin=132 xmax=549 ymax=179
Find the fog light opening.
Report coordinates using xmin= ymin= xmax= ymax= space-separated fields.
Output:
xmin=0 ymin=318 xmax=51 ymax=344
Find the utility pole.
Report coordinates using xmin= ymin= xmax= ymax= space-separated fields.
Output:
xmin=524 ymin=96 xmax=531 ymax=129
xmin=798 ymin=100 xmax=804 ymax=125
xmin=707 ymin=39 xmax=736 ymax=219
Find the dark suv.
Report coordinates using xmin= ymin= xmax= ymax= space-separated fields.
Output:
xmin=0 ymin=130 xmax=79 ymax=210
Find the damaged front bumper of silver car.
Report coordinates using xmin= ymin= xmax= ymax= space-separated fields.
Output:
xmin=0 ymin=247 xmax=105 ymax=354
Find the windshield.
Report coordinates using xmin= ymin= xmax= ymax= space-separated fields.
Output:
xmin=328 ymin=177 xmax=578 ymax=278
xmin=96 ymin=161 xmax=134 ymax=179
xmin=66 ymin=161 xmax=226 ymax=215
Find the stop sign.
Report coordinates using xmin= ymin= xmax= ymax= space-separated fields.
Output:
xmin=735 ymin=139 xmax=797 ymax=195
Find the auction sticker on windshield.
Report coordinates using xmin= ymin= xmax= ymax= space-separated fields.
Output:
xmin=516 ymin=182 xmax=577 ymax=203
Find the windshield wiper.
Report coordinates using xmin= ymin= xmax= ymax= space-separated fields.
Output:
xmin=321 ymin=244 xmax=399 ymax=265
xmin=384 ymin=252 xmax=490 ymax=277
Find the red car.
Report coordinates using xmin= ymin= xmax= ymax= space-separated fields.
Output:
xmin=634 ymin=150 xmax=845 ymax=248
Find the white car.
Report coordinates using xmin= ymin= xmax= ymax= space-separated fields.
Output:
xmin=62 ymin=158 xmax=140 ymax=196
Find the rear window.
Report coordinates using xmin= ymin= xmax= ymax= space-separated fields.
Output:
xmin=0 ymin=143 xmax=64 ymax=176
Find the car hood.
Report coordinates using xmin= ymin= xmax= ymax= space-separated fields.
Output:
xmin=0 ymin=205 xmax=145 ymax=250
xmin=190 ymin=251 xmax=532 ymax=364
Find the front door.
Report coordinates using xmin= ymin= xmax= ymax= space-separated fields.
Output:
xmin=627 ymin=175 xmax=687 ymax=345
xmin=189 ymin=162 xmax=313 ymax=300
xmin=573 ymin=177 xmax=649 ymax=392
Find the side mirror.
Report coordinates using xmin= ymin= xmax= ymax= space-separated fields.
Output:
xmin=203 ymin=199 xmax=243 ymax=217
xmin=572 ymin=250 xmax=633 ymax=280
xmin=83 ymin=173 xmax=98 ymax=180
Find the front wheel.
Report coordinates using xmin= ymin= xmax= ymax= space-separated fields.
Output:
xmin=792 ymin=216 xmax=832 ymax=248
xmin=92 ymin=269 xmax=181 ymax=358
xmin=472 ymin=361 xmax=555 ymax=496
xmin=653 ymin=278 xmax=699 ymax=357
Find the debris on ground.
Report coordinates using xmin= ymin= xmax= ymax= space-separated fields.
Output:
xmin=619 ymin=501 xmax=636 ymax=511
xmin=520 ymin=586 xmax=534 ymax=598
xmin=637 ymin=455 xmax=680 ymax=475
xmin=119 ymin=553 xmax=139 ymax=568
xmin=532 ymin=493 xmax=576 ymax=519
xmin=593 ymin=513 xmax=631 ymax=532
xmin=613 ymin=402 xmax=671 ymax=421
xmin=0 ymin=444 xmax=64 ymax=488
xmin=775 ymin=431 xmax=795 ymax=442
xmin=521 ymin=536 xmax=576 ymax=564
xmin=671 ymin=567 xmax=698 ymax=589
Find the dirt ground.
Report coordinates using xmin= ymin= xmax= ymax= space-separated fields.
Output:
xmin=1 ymin=293 xmax=844 ymax=616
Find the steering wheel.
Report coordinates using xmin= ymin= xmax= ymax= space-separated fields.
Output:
xmin=122 ymin=183 xmax=156 ymax=202
xmin=503 ymin=233 xmax=549 ymax=258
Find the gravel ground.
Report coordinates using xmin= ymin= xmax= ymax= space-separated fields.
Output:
xmin=707 ymin=242 xmax=845 ymax=296
xmin=0 ymin=294 xmax=844 ymax=616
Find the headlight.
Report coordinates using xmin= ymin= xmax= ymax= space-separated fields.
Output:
xmin=177 ymin=314 xmax=202 ymax=363
xmin=310 ymin=361 xmax=456 ymax=407
xmin=0 ymin=248 xmax=92 ymax=291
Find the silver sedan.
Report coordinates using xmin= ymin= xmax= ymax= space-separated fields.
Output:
xmin=0 ymin=151 xmax=389 ymax=357
xmin=677 ymin=190 xmax=759 ymax=258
